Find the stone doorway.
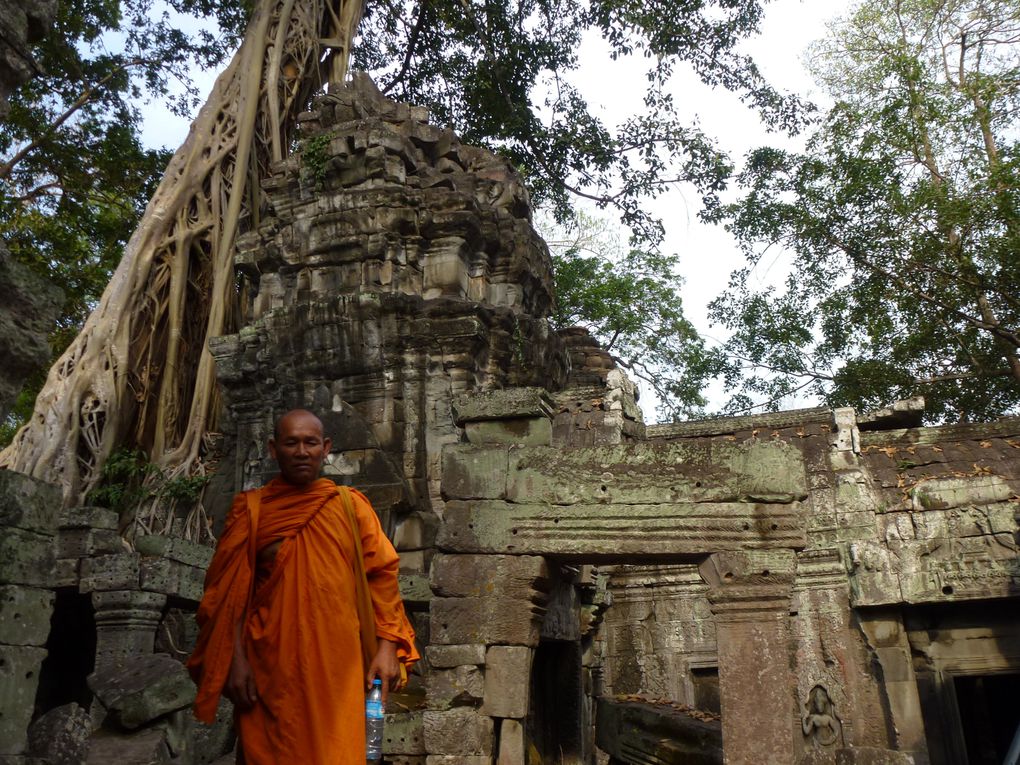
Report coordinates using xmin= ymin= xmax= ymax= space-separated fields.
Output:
xmin=529 ymin=639 xmax=585 ymax=764
xmin=954 ymin=672 xmax=1020 ymax=764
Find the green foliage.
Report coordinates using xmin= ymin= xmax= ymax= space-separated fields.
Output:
xmin=301 ymin=132 xmax=334 ymax=186
xmin=710 ymin=0 xmax=1020 ymax=422
xmin=88 ymin=447 xmax=210 ymax=517
xmin=544 ymin=212 xmax=724 ymax=419
xmin=87 ymin=448 xmax=156 ymax=516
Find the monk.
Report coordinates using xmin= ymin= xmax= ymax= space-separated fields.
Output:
xmin=187 ymin=409 xmax=419 ymax=764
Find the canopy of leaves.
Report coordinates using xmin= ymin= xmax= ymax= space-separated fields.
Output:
xmin=710 ymin=0 xmax=1020 ymax=422
xmin=354 ymin=0 xmax=809 ymax=245
xmin=544 ymin=213 xmax=725 ymax=419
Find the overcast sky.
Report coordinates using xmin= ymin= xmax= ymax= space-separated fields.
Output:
xmin=140 ymin=0 xmax=850 ymax=422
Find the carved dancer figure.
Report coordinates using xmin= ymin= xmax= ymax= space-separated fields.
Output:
xmin=187 ymin=409 xmax=418 ymax=763
xmin=802 ymin=684 xmax=842 ymax=748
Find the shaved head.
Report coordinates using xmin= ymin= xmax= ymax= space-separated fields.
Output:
xmin=273 ymin=409 xmax=324 ymax=440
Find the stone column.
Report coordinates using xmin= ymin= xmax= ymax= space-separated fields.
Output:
xmin=80 ymin=553 xmax=167 ymax=666
xmin=426 ymin=553 xmax=550 ymax=763
xmin=700 ymin=550 xmax=797 ymax=765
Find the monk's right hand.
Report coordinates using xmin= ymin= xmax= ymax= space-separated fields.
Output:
xmin=225 ymin=650 xmax=258 ymax=710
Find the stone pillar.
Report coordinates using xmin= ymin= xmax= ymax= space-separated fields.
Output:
xmin=700 ymin=550 xmax=797 ymax=765
xmin=426 ymin=553 xmax=550 ymax=763
xmin=857 ymin=610 xmax=929 ymax=758
xmin=0 ymin=471 xmax=60 ymax=758
xmin=90 ymin=590 xmax=166 ymax=665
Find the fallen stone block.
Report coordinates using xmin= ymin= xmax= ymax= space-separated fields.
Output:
xmin=88 ymin=654 xmax=196 ymax=730
xmin=85 ymin=727 xmax=167 ymax=765
xmin=191 ymin=697 xmax=235 ymax=765
xmin=27 ymin=702 xmax=91 ymax=765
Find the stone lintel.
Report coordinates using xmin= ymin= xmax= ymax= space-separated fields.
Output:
xmin=451 ymin=387 xmax=553 ymax=424
xmin=505 ymin=441 xmax=808 ymax=506
xmin=437 ymin=501 xmax=806 ymax=560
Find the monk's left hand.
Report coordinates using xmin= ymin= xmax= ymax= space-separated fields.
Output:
xmin=366 ymin=639 xmax=400 ymax=702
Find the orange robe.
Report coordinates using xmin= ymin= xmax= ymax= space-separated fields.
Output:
xmin=187 ymin=478 xmax=418 ymax=764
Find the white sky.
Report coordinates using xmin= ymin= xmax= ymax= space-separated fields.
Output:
xmin=139 ymin=0 xmax=849 ymax=423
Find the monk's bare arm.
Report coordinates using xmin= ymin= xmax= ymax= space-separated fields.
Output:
xmin=225 ymin=619 xmax=258 ymax=709
xmin=367 ymin=638 xmax=400 ymax=701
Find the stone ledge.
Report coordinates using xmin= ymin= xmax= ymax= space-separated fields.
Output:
xmin=451 ymin=388 xmax=553 ymax=424
xmin=437 ymin=500 xmax=807 ymax=560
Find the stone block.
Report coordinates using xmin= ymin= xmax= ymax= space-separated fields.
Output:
xmin=911 ymin=475 xmax=1012 ymax=511
xmin=27 ymin=703 xmax=90 ymax=765
xmin=0 ymin=645 xmax=47 ymax=755
xmin=51 ymin=559 xmax=80 ymax=589
xmin=452 ymin=387 xmax=553 ymax=423
xmin=192 ymin=697 xmax=236 ymax=765
xmin=481 ymin=646 xmax=532 ymax=718
xmin=139 ymin=557 xmax=205 ymax=604
xmin=425 ymin=644 xmax=486 ymax=668
xmin=0 ymin=471 xmax=61 ymax=534
xmin=0 ymin=586 xmax=54 ymax=646
xmin=89 ymin=653 xmax=196 ymax=729
xmin=506 ymin=441 xmax=807 ymax=506
xmin=79 ymin=554 xmax=140 ymax=592
xmin=430 ymin=597 xmax=542 ymax=646
xmin=422 ymin=709 xmax=493 ymax=755
xmin=0 ymin=528 xmax=54 ymax=587
xmin=441 ymin=446 xmax=508 ymax=500
xmin=497 ymin=719 xmax=525 ymax=765
xmin=58 ymin=506 xmax=118 ymax=531
xmin=834 ymin=746 xmax=918 ymax=764
xmin=438 ymin=500 xmax=806 ymax=559
xmin=427 ymin=665 xmax=484 ymax=710
xmin=464 ymin=418 xmax=552 ymax=446
xmin=84 ymin=728 xmax=166 ymax=765
xmin=430 ymin=554 xmax=550 ymax=599
xmin=383 ymin=712 xmax=425 ymax=755
xmin=425 ymin=758 xmax=492 ymax=765
xmin=399 ymin=573 xmax=432 ymax=606
xmin=393 ymin=511 xmax=439 ymax=551
xmin=56 ymin=528 xmax=123 ymax=559
xmin=135 ymin=535 xmax=213 ymax=568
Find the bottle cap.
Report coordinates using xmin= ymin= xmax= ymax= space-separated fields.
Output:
xmin=372 ymin=678 xmax=382 ymax=686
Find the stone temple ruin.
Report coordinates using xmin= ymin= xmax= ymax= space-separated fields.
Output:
xmin=1 ymin=73 xmax=1019 ymax=765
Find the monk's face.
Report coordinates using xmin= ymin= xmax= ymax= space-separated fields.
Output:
xmin=269 ymin=410 xmax=332 ymax=487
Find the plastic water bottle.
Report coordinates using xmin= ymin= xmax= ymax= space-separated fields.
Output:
xmin=365 ymin=678 xmax=384 ymax=763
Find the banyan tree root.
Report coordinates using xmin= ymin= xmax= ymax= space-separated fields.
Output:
xmin=0 ymin=0 xmax=366 ymax=521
